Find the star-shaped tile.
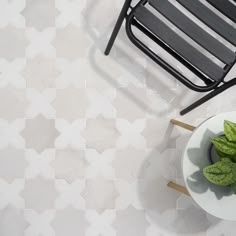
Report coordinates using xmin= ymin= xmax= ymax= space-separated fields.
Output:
xmin=0 ymin=59 xmax=26 ymax=88
xmin=24 ymin=209 xmax=55 ymax=236
xmin=22 ymin=0 xmax=59 ymax=30
xmin=82 ymin=177 xmax=118 ymax=211
xmin=51 ymin=149 xmax=86 ymax=182
xmin=86 ymin=88 xmax=116 ymax=119
xmin=26 ymin=88 xmax=56 ymax=119
xmin=85 ymin=149 xmax=115 ymax=178
xmin=116 ymin=119 xmax=146 ymax=149
xmin=83 ymin=0 xmax=121 ymax=31
xmin=22 ymin=177 xmax=57 ymax=212
xmin=52 ymin=88 xmax=88 ymax=121
xmin=115 ymin=180 xmax=142 ymax=210
xmin=0 ymin=179 xmax=25 ymax=210
xmin=0 ymin=0 xmax=25 ymax=27
xmin=113 ymin=206 xmax=149 ymax=236
xmin=25 ymin=28 xmax=56 ymax=58
xmin=141 ymin=149 xmax=177 ymax=180
xmin=52 ymin=207 xmax=88 ymax=236
xmin=86 ymin=210 xmax=116 ymax=236
xmin=55 ymin=179 xmax=85 ymax=210
xmin=0 ymin=26 xmax=28 ymax=60
xmin=0 ymin=206 xmax=28 ymax=236
xmin=25 ymin=149 xmax=55 ymax=179
xmin=55 ymin=0 xmax=86 ymax=27
xmin=0 ymin=119 xmax=25 ymax=148
xmin=113 ymin=86 xmax=148 ymax=121
xmin=83 ymin=117 xmax=119 ymax=152
xmin=138 ymin=178 xmax=179 ymax=212
xmin=113 ymin=147 xmax=147 ymax=182
xmin=0 ymin=87 xmax=28 ymax=121
xmin=55 ymin=119 xmax=86 ymax=149
xmin=53 ymin=24 xmax=91 ymax=60
xmin=21 ymin=115 xmax=59 ymax=152
xmin=142 ymin=118 xmax=170 ymax=148
xmin=0 ymin=148 xmax=27 ymax=182
xmin=23 ymin=56 xmax=59 ymax=91
xmin=55 ymin=59 xmax=86 ymax=88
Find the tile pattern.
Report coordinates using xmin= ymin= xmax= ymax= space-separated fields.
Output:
xmin=0 ymin=0 xmax=236 ymax=235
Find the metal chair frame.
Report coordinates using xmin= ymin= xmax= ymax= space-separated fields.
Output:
xmin=105 ymin=0 xmax=236 ymax=115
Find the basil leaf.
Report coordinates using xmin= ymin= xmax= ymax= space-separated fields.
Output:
xmin=203 ymin=159 xmax=236 ymax=186
xmin=224 ymin=120 xmax=236 ymax=142
xmin=212 ymin=136 xmax=236 ymax=156
xmin=215 ymin=148 xmax=236 ymax=162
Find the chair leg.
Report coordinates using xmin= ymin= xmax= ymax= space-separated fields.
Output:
xmin=167 ymin=182 xmax=190 ymax=196
xmin=169 ymin=121 xmax=193 ymax=196
xmin=170 ymin=119 xmax=196 ymax=131
xmin=180 ymin=78 xmax=236 ymax=116
xmin=104 ymin=0 xmax=132 ymax=56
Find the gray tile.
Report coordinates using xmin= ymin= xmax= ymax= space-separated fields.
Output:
xmin=55 ymin=179 xmax=85 ymax=210
xmin=21 ymin=115 xmax=59 ymax=152
xmin=138 ymin=178 xmax=180 ymax=212
xmin=52 ymin=149 xmax=86 ymax=182
xmin=142 ymin=118 xmax=171 ymax=148
xmin=24 ymin=209 xmax=55 ymax=236
xmin=113 ymin=86 xmax=148 ymax=121
xmin=82 ymin=177 xmax=118 ymax=211
xmin=0 ymin=87 xmax=28 ymax=121
xmin=83 ymin=117 xmax=119 ymax=152
xmin=113 ymin=206 xmax=149 ymax=236
xmin=23 ymin=56 xmax=59 ymax=90
xmin=0 ymin=148 xmax=27 ymax=182
xmin=0 ymin=26 xmax=28 ymax=60
xmin=0 ymin=59 xmax=26 ymax=88
xmin=52 ymin=88 xmax=88 ymax=121
xmin=53 ymin=25 xmax=91 ymax=60
xmin=22 ymin=0 xmax=59 ymax=30
xmin=113 ymin=148 xmax=147 ymax=182
xmin=22 ymin=177 xmax=57 ymax=212
xmin=0 ymin=206 xmax=28 ymax=236
xmin=52 ymin=207 xmax=88 ymax=236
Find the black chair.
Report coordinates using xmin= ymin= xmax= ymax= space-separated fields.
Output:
xmin=104 ymin=0 xmax=236 ymax=115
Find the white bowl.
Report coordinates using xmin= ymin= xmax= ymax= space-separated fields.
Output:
xmin=182 ymin=111 xmax=236 ymax=220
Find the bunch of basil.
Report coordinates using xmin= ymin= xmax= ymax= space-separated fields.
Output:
xmin=203 ymin=120 xmax=236 ymax=193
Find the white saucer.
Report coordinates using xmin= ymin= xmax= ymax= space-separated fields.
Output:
xmin=182 ymin=111 xmax=236 ymax=220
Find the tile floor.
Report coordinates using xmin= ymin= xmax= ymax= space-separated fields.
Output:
xmin=0 ymin=0 xmax=236 ymax=235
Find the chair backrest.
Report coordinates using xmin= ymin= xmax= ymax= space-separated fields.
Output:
xmin=132 ymin=0 xmax=236 ymax=85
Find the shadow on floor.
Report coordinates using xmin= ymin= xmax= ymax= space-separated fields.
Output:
xmin=137 ymin=128 xmax=221 ymax=235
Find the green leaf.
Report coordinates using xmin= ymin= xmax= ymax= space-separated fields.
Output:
xmin=231 ymin=182 xmax=236 ymax=194
xmin=212 ymin=136 xmax=236 ymax=156
xmin=224 ymin=120 xmax=236 ymax=142
xmin=215 ymin=148 xmax=236 ymax=162
xmin=216 ymin=148 xmax=231 ymax=158
xmin=203 ymin=159 xmax=236 ymax=186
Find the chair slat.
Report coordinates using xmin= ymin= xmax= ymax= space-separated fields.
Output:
xmin=177 ymin=0 xmax=236 ymax=46
xmin=149 ymin=0 xmax=235 ymax=64
xmin=134 ymin=6 xmax=224 ymax=81
xmin=206 ymin=0 xmax=236 ymax=23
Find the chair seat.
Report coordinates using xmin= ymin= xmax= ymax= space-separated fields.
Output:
xmin=178 ymin=0 xmax=236 ymax=46
xmin=149 ymin=0 xmax=235 ymax=65
xmin=206 ymin=0 xmax=236 ymax=23
xmin=132 ymin=0 xmax=236 ymax=82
